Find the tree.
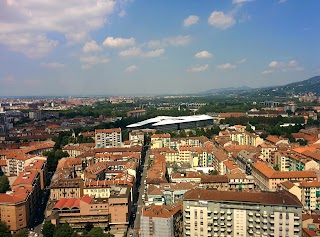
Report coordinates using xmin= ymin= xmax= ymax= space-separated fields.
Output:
xmin=209 ymin=170 xmax=218 ymax=175
xmin=0 ymin=221 xmax=12 ymax=237
xmin=13 ymin=230 xmax=28 ymax=237
xmin=0 ymin=175 xmax=10 ymax=193
xmin=42 ymin=221 xmax=55 ymax=237
xmin=53 ymin=223 xmax=75 ymax=237
xmin=84 ymin=223 xmax=94 ymax=232
xmin=88 ymin=227 xmax=106 ymax=237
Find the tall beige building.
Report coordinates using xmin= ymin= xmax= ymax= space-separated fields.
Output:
xmin=183 ymin=188 xmax=302 ymax=237
xmin=95 ymin=128 xmax=122 ymax=148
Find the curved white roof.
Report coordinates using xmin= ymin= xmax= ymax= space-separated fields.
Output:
xmin=126 ymin=115 xmax=213 ymax=128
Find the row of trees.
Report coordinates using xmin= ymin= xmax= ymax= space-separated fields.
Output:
xmin=42 ymin=222 xmax=115 ymax=237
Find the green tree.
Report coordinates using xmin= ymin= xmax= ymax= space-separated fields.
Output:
xmin=42 ymin=221 xmax=55 ymax=237
xmin=53 ymin=223 xmax=75 ymax=237
xmin=88 ymin=227 xmax=106 ymax=237
xmin=13 ymin=230 xmax=28 ymax=237
xmin=0 ymin=221 xmax=12 ymax=237
xmin=209 ymin=170 xmax=218 ymax=175
xmin=0 ymin=175 xmax=10 ymax=193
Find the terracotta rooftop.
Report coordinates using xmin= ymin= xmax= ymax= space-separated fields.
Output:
xmin=142 ymin=202 xmax=182 ymax=218
xmin=151 ymin=133 xmax=170 ymax=139
xmin=281 ymin=180 xmax=295 ymax=189
xmin=253 ymin=162 xmax=317 ymax=179
xmin=184 ymin=188 xmax=302 ymax=206
xmin=95 ymin=128 xmax=121 ymax=133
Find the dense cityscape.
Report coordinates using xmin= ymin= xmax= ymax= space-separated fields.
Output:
xmin=1 ymin=0 xmax=320 ymax=237
xmin=0 ymin=89 xmax=320 ymax=237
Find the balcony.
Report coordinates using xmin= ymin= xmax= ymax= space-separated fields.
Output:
xmin=227 ymin=228 xmax=232 ymax=233
xmin=294 ymin=222 xmax=299 ymax=226
xmin=220 ymin=210 xmax=225 ymax=214
xmin=184 ymin=219 xmax=190 ymax=224
xmin=270 ymin=214 xmax=274 ymax=218
xmin=185 ymin=213 xmax=190 ymax=218
xmin=185 ymin=225 xmax=191 ymax=230
xmin=220 ymin=216 xmax=225 ymax=220
xmin=227 ymin=216 xmax=232 ymax=221
xmin=255 ymin=213 xmax=261 ymax=217
xmin=185 ymin=230 xmax=191 ymax=236
xmin=262 ymin=212 xmax=268 ymax=218
xmin=262 ymin=219 xmax=268 ymax=224
xmin=294 ymin=216 xmax=299 ymax=220
xmin=213 ymin=234 xmax=219 ymax=237
xmin=227 ymin=223 xmax=232 ymax=227
xmin=255 ymin=218 xmax=261 ymax=223
xmin=248 ymin=218 xmax=254 ymax=222
xmin=227 ymin=209 xmax=232 ymax=215
xmin=248 ymin=224 xmax=254 ymax=228
xmin=262 ymin=225 xmax=268 ymax=230
xmin=214 ymin=222 xmax=218 ymax=226
xmin=208 ymin=219 xmax=213 ymax=224
xmin=213 ymin=216 xmax=218 ymax=220
xmin=248 ymin=212 xmax=253 ymax=216
xmin=294 ymin=228 xmax=300 ymax=232
xmin=248 ymin=229 xmax=254 ymax=234
xmin=213 ymin=210 xmax=218 ymax=215
xmin=213 ymin=228 xmax=219 ymax=232
xmin=207 ymin=227 xmax=212 ymax=231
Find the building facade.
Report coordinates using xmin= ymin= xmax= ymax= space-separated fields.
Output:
xmin=183 ymin=188 xmax=302 ymax=237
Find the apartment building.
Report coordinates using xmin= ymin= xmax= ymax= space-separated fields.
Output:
xmin=150 ymin=133 xmax=170 ymax=149
xmin=183 ymin=188 xmax=302 ymax=237
xmin=50 ymin=178 xmax=84 ymax=201
xmin=278 ymin=151 xmax=319 ymax=171
xmin=95 ymin=128 xmax=122 ymax=148
xmin=230 ymin=131 xmax=264 ymax=147
xmin=259 ymin=142 xmax=277 ymax=162
xmin=140 ymin=203 xmax=183 ymax=237
xmin=252 ymin=162 xmax=317 ymax=191
xmin=0 ymin=158 xmax=46 ymax=233
xmin=129 ymin=130 xmax=145 ymax=146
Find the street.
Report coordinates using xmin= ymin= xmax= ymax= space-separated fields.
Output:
xmin=128 ymin=147 xmax=149 ymax=237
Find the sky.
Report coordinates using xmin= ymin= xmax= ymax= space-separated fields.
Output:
xmin=0 ymin=0 xmax=320 ymax=96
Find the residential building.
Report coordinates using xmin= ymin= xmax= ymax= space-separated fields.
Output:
xmin=140 ymin=203 xmax=183 ymax=237
xmin=183 ymin=188 xmax=302 ymax=237
xmin=252 ymin=162 xmax=317 ymax=191
xmin=95 ymin=128 xmax=122 ymax=148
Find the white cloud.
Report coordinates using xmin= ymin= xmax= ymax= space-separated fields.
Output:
xmin=119 ymin=47 xmax=141 ymax=57
xmin=262 ymin=60 xmax=304 ymax=74
xmin=217 ymin=63 xmax=237 ymax=70
xmin=80 ymin=55 xmax=110 ymax=69
xmin=237 ymin=58 xmax=247 ymax=64
xmin=208 ymin=11 xmax=236 ymax=30
xmin=195 ymin=51 xmax=213 ymax=59
xmin=183 ymin=15 xmax=199 ymax=27
xmin=125 ymin=65 xmax=138 ymax=72
xmin=147 ymin=35 xmax=191 ymax=48
xmin=103 ymin=37 xmax=135 ymax=48
xmin=0 ymin=33 xmax=58 ymax=58
xmin=82 ymin=40 xmax=101 ymax=53
xmin=188 ymin=64 xmax=209 ymax=72
xmin=233 ymin=0 xmax=255 ymax=4
xmin=261 ymin=70 xmax=274 ymax=75
xmin=142 ymin=49 xmax=165 ymax=58
xmin=0 ymin=0 xmax=120 ymax=56
xmin=41 ymin=62 xmax=65 ymax=69
xmin=119 ymin=48 xmax=165 ymax=58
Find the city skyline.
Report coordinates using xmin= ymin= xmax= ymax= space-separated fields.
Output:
xmin=0 ymin=0 xmax=319 ymax=96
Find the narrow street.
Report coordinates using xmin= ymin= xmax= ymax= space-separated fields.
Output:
xmin=128 ymin=147 xmax=149 ymax=237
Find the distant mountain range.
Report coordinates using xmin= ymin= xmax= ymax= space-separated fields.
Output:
xmin=198 ymin=76 xmax=320 ymax=97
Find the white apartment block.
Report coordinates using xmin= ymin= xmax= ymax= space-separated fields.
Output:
xmin=95 ymin=128 xmax=122 ymax=148
xmin=183 ymin=188 xmax=302 ymax=237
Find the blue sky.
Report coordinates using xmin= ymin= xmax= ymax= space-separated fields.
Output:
xmin=0 ymin=0 xmax=319 ymax=96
